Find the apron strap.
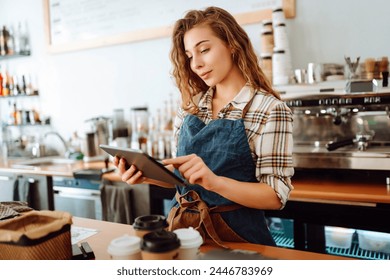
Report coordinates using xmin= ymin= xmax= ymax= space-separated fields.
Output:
xmin=210 ymin=203 xmax=243 ymax=213
xmin=171 ymin=190 xmax=243 ymax=249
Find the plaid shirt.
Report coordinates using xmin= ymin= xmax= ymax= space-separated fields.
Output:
xmin=172 ymin=85 xmax=294 ymax=208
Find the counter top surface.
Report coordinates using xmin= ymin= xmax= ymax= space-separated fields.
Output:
xmin=0 ymin=158 xmax=107 ymax=177
xmin=72 ymin=216 xmax=352 ymax=260
xmin=1 ymin=158 xmax=389 ymax=205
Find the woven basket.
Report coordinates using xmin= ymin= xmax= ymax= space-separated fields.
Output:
xmin=0 ymin=210 xmax=73 ymax=260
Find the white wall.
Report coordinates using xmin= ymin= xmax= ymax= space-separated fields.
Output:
xmin=1 ymin=0 xmax=389 ymax=141
xmin=287 ymin=0 xmax=390 ymax=67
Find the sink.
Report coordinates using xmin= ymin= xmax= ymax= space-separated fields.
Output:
xmin=11 ymin=156 xmax=78 ymax=169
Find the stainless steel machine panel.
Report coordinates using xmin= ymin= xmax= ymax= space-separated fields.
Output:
xmin=53 ymin=177 xmax=102 ymax=220
xmin=284 ymin=91 xmax=390 ymax=171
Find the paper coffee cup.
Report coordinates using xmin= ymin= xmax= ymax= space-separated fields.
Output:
xmin=173 ymin=227 xmax=203 ymax=260
xmin=133 ymin=215 xmax=168 ymax=238
xmin=141 ymin=230 xmax=180 ymax=260
xmin=107 ymin=234 xmax=142 ymax=260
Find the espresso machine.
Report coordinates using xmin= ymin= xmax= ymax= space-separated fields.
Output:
xmin=283 ymin=90 xmax=390 ymax=171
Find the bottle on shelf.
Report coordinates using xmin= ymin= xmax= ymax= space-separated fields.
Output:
xmin=2 ymin=67 xmax=10 ymax=96
xmin=0 ymin=26 xmax=8 ymax=56
xmin=0 ymin=66 xmax=3 ymax=96
xmin=10 ymin=102 xmax=18 ymax=125
xmin=0 ymin=22 xmax=30 ymax=56
xmin=18 ymin=21 xmax=30 ymax=55
xmin=8 ymin=73 xmax=14 ymax=96
xmin=11 ymin=23 xmax=20 ymax=54
xmin=148 ymin=110 xmax=163 ymax=159
xmin=0 ymin=25 xmax=16 ymax=56
xmin=5 ymin=25 xmax=15 ymax=56
xmin=131 ymin=107 xmax=149 ymax=153
xmin=0 ymin=64 xmax=38 ymax=96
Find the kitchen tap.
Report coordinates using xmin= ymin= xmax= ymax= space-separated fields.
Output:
xmin=44 ymin=131 xmax=71 ymax=158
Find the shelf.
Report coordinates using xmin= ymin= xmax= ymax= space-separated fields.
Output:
xmin=0 ymin=94 xmax=39 ymax=99
xmin=0 ymin=52 xmax=31 ymax=60
xmin=2 ymin=123 xmax=50 ymax=128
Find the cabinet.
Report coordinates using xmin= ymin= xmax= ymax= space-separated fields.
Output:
xmin=0 ymin=171 xmax=54 ymax=210
xmin=265 ymin=169 xmax=390 ymax=260
xmin=53 ymin=177 xmax=102 ymax=220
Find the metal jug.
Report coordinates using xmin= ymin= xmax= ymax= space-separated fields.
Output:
xmin=83 ymin=116 xmax=111 ymax=157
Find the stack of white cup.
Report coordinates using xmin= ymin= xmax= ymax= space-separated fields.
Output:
xmin=271 ymin=7 xmax=293 ymax=85
xmin=260 ymin=19 xmax=274 ymax=83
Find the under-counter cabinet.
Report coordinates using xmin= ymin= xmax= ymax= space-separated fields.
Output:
xmin=0 ymin=171 xmax=18 ymax=201
xmin=265 ymin=170 xmax=390 ymax=260
xmin=52 ymin=176 xmax=102 ymax=220
xmin=0 ymin=171 xmax=53 ymax=210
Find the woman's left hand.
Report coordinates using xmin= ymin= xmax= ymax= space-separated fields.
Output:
xmin=162 ymin=154 xmax=218 ymax=190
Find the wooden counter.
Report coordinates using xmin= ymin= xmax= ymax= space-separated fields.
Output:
xmin=72 ymin=216 xmax=351 ymax=260
xmin=0 ymin=158 xmax=108 ymax=177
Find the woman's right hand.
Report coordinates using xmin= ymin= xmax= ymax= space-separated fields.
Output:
xmin=113 ymin=156 xmax=146 ymax=185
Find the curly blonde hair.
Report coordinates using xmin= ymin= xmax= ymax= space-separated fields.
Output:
xmin=170 ymin=6 xmax=279 ymax=113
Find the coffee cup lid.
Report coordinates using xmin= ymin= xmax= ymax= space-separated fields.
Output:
xmin=133 ymin=215 xmax=168 ymax=231
xmin=107 ymin=235 xmax=141 ymax=256
xmin=141 ymin=230 xmax=180 ymax=253
xmin=173 ymin=227 xmax=203 ymax=249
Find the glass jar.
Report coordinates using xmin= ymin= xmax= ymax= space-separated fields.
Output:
xmin=131 ymin=107 xmax=149 ymax=152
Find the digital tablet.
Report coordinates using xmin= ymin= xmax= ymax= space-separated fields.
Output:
xmin=99 ymin=144 xmax=186 ymax=186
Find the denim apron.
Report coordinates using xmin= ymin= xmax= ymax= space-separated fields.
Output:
xmin=167 ymin=95 xmax=275 ymax=247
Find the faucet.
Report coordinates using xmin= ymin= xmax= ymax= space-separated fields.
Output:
xmin=44 ymin=131 xmax=71 ymax=158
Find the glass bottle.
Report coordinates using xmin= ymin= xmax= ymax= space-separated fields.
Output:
xmin=112 ymin=108 xmax=128 ymax=139
xmin=131 ymin=107 xmax=149 ymax=152
xmin=0 ymin=66 xmax=3 ymax=96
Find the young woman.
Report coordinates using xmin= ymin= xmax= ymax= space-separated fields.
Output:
xmin=115 ymin=6 xmax=294 ymax=247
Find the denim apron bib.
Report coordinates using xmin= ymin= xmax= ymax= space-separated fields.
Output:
xmin=167 ymin=95 xmax=275 ymax=247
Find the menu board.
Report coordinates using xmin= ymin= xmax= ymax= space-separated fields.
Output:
xmin=43 ymin=0 xmax=295 ymax=53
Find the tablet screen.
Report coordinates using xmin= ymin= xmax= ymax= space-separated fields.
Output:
xmin=99 ymin=144 xmax=186 ymax=186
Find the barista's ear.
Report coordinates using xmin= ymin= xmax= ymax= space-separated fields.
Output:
xmin=231 ymin=48 xmax=236 ymax=60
